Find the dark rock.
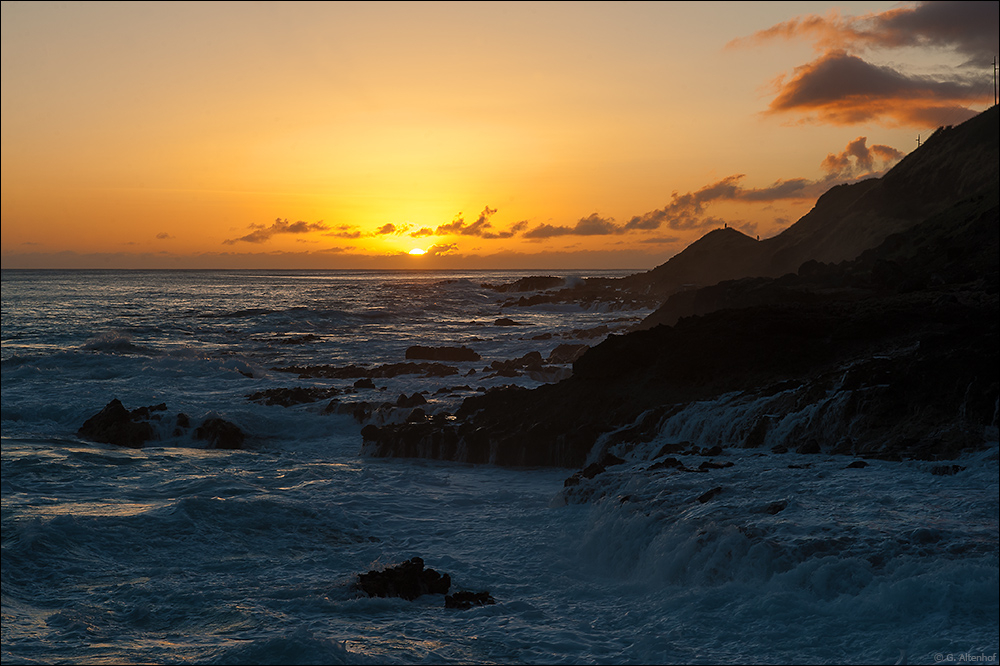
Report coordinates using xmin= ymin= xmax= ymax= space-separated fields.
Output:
xmin=406 ymin=345 xmax=481 ymax=362
xmin=698 ymin=460 xmax=734 ymax=470
xmin=696 ymin=486 xmax=724 ymax=503
xmin=445 ymin=590 xmax=496 ymax=610
xmin=354 ymin=378 xmax=376 ymax=389
xmin=246 ymin=386 xmax=340 ymax=407
xmin=931 ymin=464 xmax=966 ymax=476
xmin=78 ymin=399 xmax=156 ymax=448
xmin=580 ymin=463 xmax=605 ymax=479
xmin=599 ymin=453 xmax=626 ymax=467
xmin=407 ymin=408 xmax=427 ymax=423
xmin=397 ymin=393 xmax=427 ymax=408
xmin=648 ymin=457 xmax=683 ymax=471
xmin=484 ymin=275 xmax=565 ymax=292
xmin=356 ymin=557 xmax=451 ymax=601
xmin=194 ymin=418 xmax=245 ymax=449
xmin=763 ymin=500 xmax=788 ymax=514
xmin=795 ymin=439 xmax=822 ymax=454
xmin=846 ymin=460 xmax=868 ymax=469
xmin=703 ymin=445 xmax=724 ymax=457
xmin=547 ymin=343 xmax=589 ymax=364
xmin=494 ymin=317 xmax=519 ymax=326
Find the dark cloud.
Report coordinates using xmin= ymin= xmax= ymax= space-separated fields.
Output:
xmin=374 ymin=223 xmax=398 ymax=235
xmin=410 ymin=227 xmax=435 ymax=238
xmin=733 ymin=1 xmax=997 ymax=62
xmin=155 ymin=232 xmax=173 ymax=240
xmin=767 ymin=50 xmax=985 ymax=126
xmin=523 ymin=214 xmax=623 ymax=239
xmin=424 ymin=243 xmax=459 ymax=256
xmin=432 ymin=207 xmax=527 ymax=239
xmin=223 ymin=218 xmax=330 ymax=245
xmin=732 ymin=2 xmax=996 ymax=127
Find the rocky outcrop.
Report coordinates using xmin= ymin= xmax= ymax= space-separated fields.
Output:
xmin=356 ymin=557 xmax=451 ymax=601
xmin=78 ymin=400 xmax=246 ymax=449
xmin=78 ymin=399 xmax=157 ymax=448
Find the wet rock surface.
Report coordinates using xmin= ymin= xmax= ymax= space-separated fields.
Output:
xmin=79 ymin=400 xmax=246 ymax=449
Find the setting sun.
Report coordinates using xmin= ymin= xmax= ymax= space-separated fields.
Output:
xmin=408 ymin=248 xmax=426 ymax=256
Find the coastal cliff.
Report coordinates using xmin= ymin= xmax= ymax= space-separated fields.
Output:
xmin=362 ymin=107 xmax=1000 ymax=468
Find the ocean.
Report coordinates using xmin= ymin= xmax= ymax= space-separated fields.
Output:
xmin=2 ymin=269 xmax=997 ymax=665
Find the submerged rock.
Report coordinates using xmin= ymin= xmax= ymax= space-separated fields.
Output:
xmin=445 ymin=590 xmax=496 ymax=610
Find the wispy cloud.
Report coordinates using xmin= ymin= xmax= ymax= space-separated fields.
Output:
xmin=323 ymin=225 xmax=362 ymax=239
xmin=223 ymin=218 xmax=330 ymax=244
xmin=731 ymin=1 xmax=997 ymax=127
xmin=156 ymin=232 xmax=173 ymax=240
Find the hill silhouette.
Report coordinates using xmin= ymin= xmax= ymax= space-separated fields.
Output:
xmin=365 ymin=106 xmax=999 ymax=468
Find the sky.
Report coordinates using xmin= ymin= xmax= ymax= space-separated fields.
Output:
xmin=2 ymin=1 xmax=996 ymax=270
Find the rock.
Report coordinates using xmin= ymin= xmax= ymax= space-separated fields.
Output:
xmin=354 ymin=378 xmax=376 ymax=389
xmin=445 ymin=590 xmax=496 ymax=610
xmin=246 ymin=386 xmax=340 ymax=407
xmin=547 ymin=343 xmax=589 ymax=365
xmin=356 ymin=557 xmax=451 ymax=601
xmin=698 ymin=460 xmax=733 ymax=470
xmin=397 ymin=393 xmax=427 ymax=408
xmin=696 ymin=486 xmax=723 ymax=503
xmin=648 ymin=457 xmax=683 ymax=471
xmin=494 ymin=317 xmax=519 ymax=326
xmin=80 ymin=400 xmax=245 ymax=450
xmin=763 ymin=500 xmax=788 ymax=514
xmin=78 ymin=399 xmax=156 ymax=448
xmin=484 ymin=275 xmax=565 ymax=292
xmin=846 ymin=460 xmax=868 ymax=469
xmin=194 ymin=418 xmax=245 ymax=449
xmin=405 ymin=345 xmax=481 ymax=362
xmin=795 ymin=439 xmax=822 ymax=454
xmin=931 ymin=464 xmax=966 ymax=476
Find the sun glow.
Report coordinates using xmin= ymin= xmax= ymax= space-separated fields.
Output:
xmin=408 ymin=248 xmax=426 ymax=255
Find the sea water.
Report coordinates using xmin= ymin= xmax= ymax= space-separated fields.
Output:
xmin=2 ymin=269 xmax=997 ymax=665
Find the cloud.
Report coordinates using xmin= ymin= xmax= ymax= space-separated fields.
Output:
xmin=156 ymin=232 xmax=173 ymax=240
xmin=224 ymin=218 xmax=330 ymax=244
xmin=424 ymin=243 xmax=459 ymax=256
xmin=323 ymin=225 xmax=362 ymax=239
xmin=521 ymin=134 xmax=903 ymax=239
xmin=734 ymin=1 xmax=997 ymax=62
xmin=410 ymin=227 xmax=435 ymax=238
xmin=820 ymin=136 xmax=904 ymax=179
xmin=766 ymin=50 xmax=986 ymax=126
xmin=732 ymin=2 xmax=997 ymax=127
xmin=432 ymin=206 xmax=527 ymax=239
xmin=523 ymin=213 xmax=624 ymax=239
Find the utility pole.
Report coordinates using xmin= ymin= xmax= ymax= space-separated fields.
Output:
xmin=994 ymin=56 xmax=997 ymax=107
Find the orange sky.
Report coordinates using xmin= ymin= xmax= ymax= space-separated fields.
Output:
xmin=2 ymin=1 xmax=996 ymax=269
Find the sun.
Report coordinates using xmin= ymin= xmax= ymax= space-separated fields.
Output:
xmin=408 ymin=248 xmax=426 ymax=255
